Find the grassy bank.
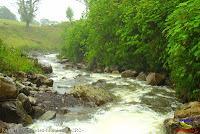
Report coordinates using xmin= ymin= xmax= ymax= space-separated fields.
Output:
xmin=0 ymin=39 xmax=41 ymax=74
xmin=0 ymin=19 xmax=64 ymax=51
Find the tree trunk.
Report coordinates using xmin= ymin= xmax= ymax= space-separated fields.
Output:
xmin=26 ymin=21 xmax=30 ymax=28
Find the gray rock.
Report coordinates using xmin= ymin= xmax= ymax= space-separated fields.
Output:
xmin=70 ymin=85 xmax=114 ymax=106
xmin=39 ymin=111 xmax=56 ymax=120
xmin=146 ymin=72 xmax=166 ymax=86
xmin=32 ymin=106 xmax=46 ymax=119
xmin=136 ymin=72 xmax=147 ymax=81
xmin=121 ymin=70 xmax=138 ymax=78
xmin=17 ymin=93 xmax=33 ymax=115
xmin=0 ymin=101 xmax=32 ymax=125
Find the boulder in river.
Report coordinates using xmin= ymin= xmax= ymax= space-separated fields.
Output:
xmin=40 ymin=64 xmax=53 ymax=74
xmin=112 ymin=70 xmax=120 ymax=74
xmin=0 ymin=76 xmax=18 ymax=100
xmin=39 ymin=111 xmax=56 ymax=120
xmin=59 ymin=59 xmax=69 ymax=64
xmin=175 ymin=101 xmax=200 ymax=118
xmin=146 ymin=72 xmax=166 ymax=86
xmin=69 ymin=85 xmax=114 ymax=106
xmin=0 ymin=120 xmax=8 ymax=133
xmin=136 ymin=72 xmax=147 ymax=81
xmin=32 ymin=106 xmax=46 ymax=119
xmin=17 ymin=93 xmax=33 ymax=115
xmin=0 ymin=101 xmax=32 ymax=125
xmin=30 ymin=74 xmax=53 ymax=87
xmin=16 ymin=82 xmax=31 ymax=96
xmin=121 ymin=70 xmax=138 ymax=78
xmin=164 ymin=101 xmax=200 ymax=134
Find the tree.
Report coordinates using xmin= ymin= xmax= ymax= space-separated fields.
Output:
xmin=0 ymin=6 xmax=16 ymax=20
xmin=66 ymin=7 xmax=74 ymax=23
xmin=18 ymin=0 xmax=40 ymax=28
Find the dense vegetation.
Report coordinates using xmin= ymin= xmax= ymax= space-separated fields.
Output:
xmin=0 ymin=19 xmax=64 ymax=51
xmin=0 ymin=39 xmax=41 ymax=73
xmin=61 ymin=0 xmax=200 ymax=101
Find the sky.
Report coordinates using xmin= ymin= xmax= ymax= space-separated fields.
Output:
xmin=0 ymin=0 xmax=86 ymax=22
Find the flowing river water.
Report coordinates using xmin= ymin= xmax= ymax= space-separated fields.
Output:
xmin=29 ymin=54 xmax=181 ymax=134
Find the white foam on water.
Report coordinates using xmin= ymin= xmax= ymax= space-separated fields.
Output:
xmin=31 ymin=54 xmax=179 ymax=134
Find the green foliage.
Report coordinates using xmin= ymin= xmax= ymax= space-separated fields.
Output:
xmin=66 ymin=7 xmax=74 ymax=23
xmin=0 ymin=6 xmax=16 ymax=20
xmin=61 ymin=20 xmax=88 ymax=62
xmin=62 ymin=0 xmax=200 ymax=101
xmin=0 ymin=39 xmax=41 ymax=73
xmin=165 ymin=0 xmax=200 ymax=101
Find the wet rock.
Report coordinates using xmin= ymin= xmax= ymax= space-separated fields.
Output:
xmin=0 ymin=121 xmax=8 ymax=133
xmin=64 ymin=63 xmax=74 ymax=68
xmin=76 ymin=63 xmax=87 ymax=69
xmin=92 ymin=79 xmax=107 ymax=88
xmin=175 ymin=101 xmax=200 ymax=118
xmin=164 ymin=118 xmax=179 ymax=134
xmin=0 ymin=101 xmax=32 ymax=125
xmin=112 ymin=70 xmax=120 ymax=74
xmin=95 ymin=68 xmax=103 ymax=73
xmin=70 ymin=85 xmax=114 ymax=106
xmin=60 ymin=107 xmax=70 ymax=114
xmin=121 ymin=70 xmax=137 ymax=78
xmin=164 ymin=102 xmax=200 ymax=134
xmin=34 ymin=74 xmax=53 ymax=87
xmin=39 ymin=111 xmax=56 ymax=120
xmin=59 ymin=59 xmax=69 ymax=64
xmin=146 ymin=72 xmax=166 ymax=86
xmin=19 ymin=87 xmax=32 ymax=96
xmin=104 ymin=67 xmax=111 ymax=73
xmin=17 ymin=93 xmax=33 ymax=115
xmin=136 ymin=72 xmax=147 ymax=81
xmin=30 ymin=91 xmax=38 ymax=96
xmin=40 ymin=64 xmax=53 ymax=74
xmin=28 ymin=96 xmax=37 ymax=106
xmin=14 ymin=71 xmax=27 ymax=81
xmin=0 ymin=76 xmax=18 ymax=100
xmin=32 ymin=106 xmax=46 ymax=119
xmin=60 ymin=127 xmax=71 ymax=134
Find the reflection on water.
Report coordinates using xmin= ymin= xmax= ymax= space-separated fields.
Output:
xmin=30 ymin=54 xmax=181 ymax=134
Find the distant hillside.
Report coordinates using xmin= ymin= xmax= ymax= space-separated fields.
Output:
xmin=0 ymin=19 xmax=65 ymax=51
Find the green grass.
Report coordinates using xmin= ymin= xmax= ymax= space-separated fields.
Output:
xmin=0 ymin=39 xmax=42 ymax=73
xmin=0 ymin=19 xmax=64 ymax=51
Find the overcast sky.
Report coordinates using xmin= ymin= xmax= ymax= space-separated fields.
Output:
xmin=0 ymin=0 xmax=86 ymax=22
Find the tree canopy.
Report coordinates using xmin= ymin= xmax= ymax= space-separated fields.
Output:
xmin=18 ymin=0 xmax=40 ymax=28
xmin=66 ymin=7 xmax=74 ymax=23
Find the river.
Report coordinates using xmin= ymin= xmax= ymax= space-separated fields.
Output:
xmin=29 ymin=54 xmax=181 ymax=134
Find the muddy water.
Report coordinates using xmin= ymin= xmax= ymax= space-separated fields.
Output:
xmin=29 ymin=54 xmax=181 ymax=134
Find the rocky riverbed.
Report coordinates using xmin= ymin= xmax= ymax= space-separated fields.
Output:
xmin=0 ymin=53 xmax=199 ymax=134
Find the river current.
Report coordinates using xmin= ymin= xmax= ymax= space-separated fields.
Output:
xmin=29 ymin=54 xmax=181 ymax=134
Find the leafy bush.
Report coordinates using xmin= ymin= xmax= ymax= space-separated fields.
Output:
xmin=61 ymin=20 xmax=88 ymax=62
xmin=0 ymin=39 xmax=41 ymax=73
xmin=165 ymin=0 xmax=200 ymax=101
xmin=61 ymin=0 xmax=200 ymax=101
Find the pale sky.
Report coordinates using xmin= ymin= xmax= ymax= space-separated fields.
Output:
xmin=0 ymin=0 xmax=86 ymax=22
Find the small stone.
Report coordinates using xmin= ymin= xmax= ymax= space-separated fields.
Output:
xmin=39 ymin=111 xmax=56 ymax=120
